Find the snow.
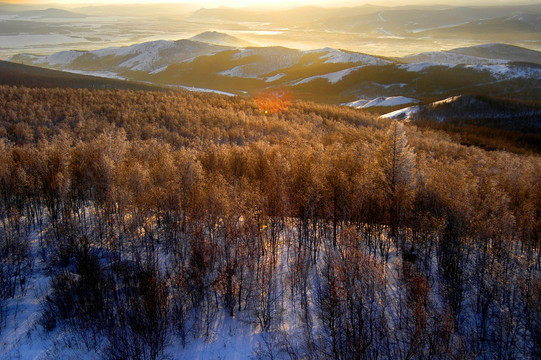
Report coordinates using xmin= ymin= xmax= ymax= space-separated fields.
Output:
xmin=265 ymin=73 xmax=286 ymax=82
xmin=466 ymin=64 xmax=541 ymax=79
xmin=232 ymin=49 xmax=256 ymax=60
xmin=219 ymin=64 xmax=287 ymax=79
xmin=178 ymin=85 xmax=236 ymax=96
xmin=166 ymin=314 xmax=258 ymax=360
xmin=398 ymin=60 xmax=541 ymax=78
xmin=62 ymin=69 xmax=126 ymax=80
xmin=344 ymin=96 xmax=419 ymax=109
xmin=0 ymin=232 xmax=57 ymax=359
xmin=92 ymin=40 xmax=177 ymax=72
xmin=149 ymin=65 xmax=169 ymax=74
xmin=376 ymin=82 xmax=408 ymax=89
xmin=361 ymin=96 xmax=419 ymax=108
xmin=220 ymin=49 xmax=303 ymax=78
xmin=34 ymin=50 xmax=85 ymax=66
xmin=343 ymin=99 xmax=369 ymax=108
xmin=380 ymin=105 xmax=421 ymax=120
xmin=23 ymin=39 xmax=229 ymax=74
xmin=399 ymin=62 xmax=450 ymax=72
xmin=293 ymin=66 xmax=363 ymax=85
xmin=91 ymin=40 xmax=175 ymax=59
xmin=307 ymin=48 xmax=392 ymax=65
xmin=402 ymin=51 xmax=508 ymax=65
xmin=219 ymin=65 xmax=252 ymax=78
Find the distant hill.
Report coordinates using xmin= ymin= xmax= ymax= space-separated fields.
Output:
xmin=10 ymin=37 xmax=541 ymax=104
xmin=0 ymin=60 xmax=170 ymax=91
xmin=188 ymin=4 xmax=541 ymax=42
xmin=382 ymin=94 xmax=541 ymax=134
xmin=190 ymin=31 xmax=254 ymax=47
xmin=2 ymin=7 xmax=87 ymax=18
xmin=450 ymin=43 xmax=541 ymax=65
xmin=413 ymin=15 xmax=541 ymax=41
xmin=400 ymin=43 xmax=541 ymax=66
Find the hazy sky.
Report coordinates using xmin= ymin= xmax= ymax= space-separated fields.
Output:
xmin=3 ymin=0 xmax=538 ymax=7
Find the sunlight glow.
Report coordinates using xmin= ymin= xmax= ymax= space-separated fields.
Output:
xmin=254 ymin=89 xmax=294 ymax=115
xmin=4 ymin=0 xmax=532 ymax=8
xmin=5 ymin=0 xmax=335 ymax=7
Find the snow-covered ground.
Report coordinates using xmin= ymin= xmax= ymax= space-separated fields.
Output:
xmin=62 ymin=69 xmax=126 ymax=80
xmin=265 ymin=73 xmax=286 ymax=82
xmin=308 ymin=48 xmax=392 ymax=65
xmin=402 ymin=51 xmax=508 ymax=65
xmin=399 ymin=62 xmax=453 ymax=72
xmin=12 ymin=39 xmax=229 ymax=73
xmin=292 ymin=66 xmax=363 ymax=85
xmin=345 ymin=96 xmax=419 ymax=109
xmin=380 ymin=105 xmax=422 ymax=120
xmin=178 ymin=85 xmax=236 ymax=96
xmin=465 ymin=64 xmax=541 ymax=79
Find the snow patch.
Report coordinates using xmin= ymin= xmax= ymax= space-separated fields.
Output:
xmin=380 ymin=105 xmax=421 ymax=120
xmin=265 ymin=73 xmax=286 ymax=82
xmin=220 ymin=49 xmax=303 ymax=78
xmin=399 ymin=62 xmax=451 ymax=72
xmin=219 ymin=65 xmax=253 ymax=78
xmin=466 ymin=64 xmax=541 ymax=79
xmin=34 ymin=50 xmax=85 ymax=66
xmin=343 ymin=99 xmax=369 ymax=108
xmin=402 ymin=51 xmax=508 ymax=65
xmin=149 ymin=65 xmax=169 ymax=74
xmin=308 ymin=48 xmax=391 ymax=65
xmin=232 ymin=49 xmax=256 ymax=60
xmin=293 ymin=66 xmax=363 ymax=85
xmin=179 ymin=85 xmax=236 ymax=96
xmin=345 ymin=96 xmax=418 ymax=109
xmin=362 ymin=96 xmax=419 ymax=108
xmin=91 ymin=40 xmax=175 ymax=59
xmin=62 ymin=69 xmax=126 ymax=80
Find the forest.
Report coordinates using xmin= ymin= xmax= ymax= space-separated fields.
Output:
xmin=0 ymin=85 xmax=540 ymax=359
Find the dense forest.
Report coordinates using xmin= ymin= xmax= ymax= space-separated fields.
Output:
xmin=0 ymin=85 xmax=540 ymax=359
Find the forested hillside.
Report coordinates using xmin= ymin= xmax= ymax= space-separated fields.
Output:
xmin=0 ymin=85 xmax=540 ymax=359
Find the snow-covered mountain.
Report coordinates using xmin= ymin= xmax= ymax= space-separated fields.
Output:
xmin=306 ymin=48 xmax=392 ymax=65
xmin=12 ymin=39 xmax=230 ymax=74
xmin=451 ymin=43 xmax=541 ymax=65
xmin=9 ymin=39 xmax=541 ymax=104
xmin=400 ymin=43 xmax=541 ymax=66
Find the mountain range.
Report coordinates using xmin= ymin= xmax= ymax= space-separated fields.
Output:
xmin=10 ymin=32 xmax=541 ymax=106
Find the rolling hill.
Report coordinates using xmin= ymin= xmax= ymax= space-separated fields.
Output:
xmin=10 ymin=37 xmax=541 ymax=105
xmin=0 ymin=60 xmax=171 ymax=91
xmin=382 ymin=94 xmax=541 ymax=133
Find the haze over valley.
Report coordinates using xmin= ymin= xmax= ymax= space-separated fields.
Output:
xmin=2 ymin=2 xmax=541 ymax=112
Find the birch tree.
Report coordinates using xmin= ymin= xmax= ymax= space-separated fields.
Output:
xmin=377 ymin=121 xmax=416 ymax=244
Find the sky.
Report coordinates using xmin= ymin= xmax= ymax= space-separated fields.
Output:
xmin=2 ymin=0 xmax=538 ymax=7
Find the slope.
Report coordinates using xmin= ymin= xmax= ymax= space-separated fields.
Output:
xmin=0 ymin=60 xmax=171 ymax=91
